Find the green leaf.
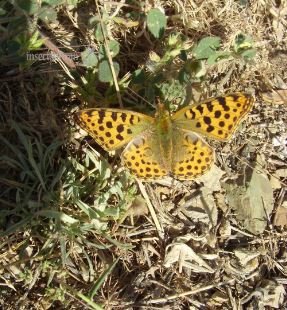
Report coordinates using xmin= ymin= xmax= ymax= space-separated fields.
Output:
xmin=42 ymin=0 xmax=65 ymax=6
xmin=146 ymin=8 xmax=166 ymax=38
xmin=95 ymin=23 xmax=108 ymax=42
xmin=16 ymin=0 xmax=40 ymax=14
xmin=233 ymin=34 xmax=256 ymax=60
xmin=240 ymin=48 xmax=256 ymax=59
xmin=207 ymin=51 xmax=232 ymax=65
xmin=178 ymin=68 xmax=191 ymax=84
xmin=66 ymin=0 xmax=77 ymax=6
xmin=38 ymin=6 xmax=57 ymax=23
xmin=234 ymin=33 xmax=253 ymax=52
xmin=184 ymin=60 xmax=206 ymax=78
xmin=157 ymin=80 xmax=186 ymax=104
xmin=192 ymin=36 xmax=221 ymax=60
xmin=0 ymin=8 xmax=7 ymax=15
xmin=28 ymin=31 xmax=45 ymax=49
xmin=15 ymin=31 xmax=44 ymax=52
xmin=99 ymin=40 xmax=120 ymax=58
xmin=36 ymin=210 xmax=79 ymax=224
xmin=81 ymin=48 xmax=98 ymax=67
xmin=98 ymin=60 xmax=120 ymax=83
xmin=131 ymin=69 xmax=145 ymax=84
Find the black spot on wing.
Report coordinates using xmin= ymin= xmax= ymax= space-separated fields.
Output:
xmin=86 ymin=110 xmax=94 ymax=117
xmin=129 ymin=115 xmax=135 ymax=125
xmin=217 ymin=97 xmax=230 ymax=111
xmin=203 ymin=116 xmax=211 ymax=125
xmin=116 ymin=134 xmax=124 ymax=141
xmin=117 ymin=124 xmax=124 ymax=133
xmin=106 ymin=121 xmax=113 ymax=128
xmin=111 ymin=112 xmax=117 ymax=121
xmin=206 ymin=126 xmax=215 ymax=132
xmin=185 ymin=110 xmax=196 ymax=119
xmin=217 ymin=97 xmax=226 ymax=104
xmin=231 ymin=94 xmax=239 ymax=101
xmin=224 ymin=113 xmax=230 ymax=119
xmin=121 ymin=113 xmax=127 ymax=122
xmin=205 ymin=101 xmax=213 ymax=112
xmin=98 ymin=110 xmax=105 ymax=119
xmin=214 ymin=110 xmax=221 ymax=118
xmin=196 ymin=105 xmax=204 ymax=114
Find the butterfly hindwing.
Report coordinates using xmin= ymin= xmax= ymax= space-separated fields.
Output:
xmin=122 ymin=135 xmax=168 ymax=180
xmin=172 ymin=131 xmax=214 ymax=180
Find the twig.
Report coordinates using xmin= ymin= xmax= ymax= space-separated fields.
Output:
xmin=145 ymin=279 xmax=235 ymax=304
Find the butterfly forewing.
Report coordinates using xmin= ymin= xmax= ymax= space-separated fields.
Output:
xmin=172 ymin=93 xmax=254 ymax=141
xmin=75 ymin=109 xmax=154 ymax=151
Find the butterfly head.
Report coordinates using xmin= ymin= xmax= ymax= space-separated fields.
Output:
xmin=155 ymin=102 xmax=170 ymax=119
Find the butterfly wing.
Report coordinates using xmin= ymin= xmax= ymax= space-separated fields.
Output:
xmin=172 ymin=93 xmax=254 ymax=141
xmin=172 ymin=131 xmax=214 ymax=180
xmin=122 ymin=127 xmax=214 ymax=181
xmin=122 ymin=134 xmax=168 ymax=180
xmin=75 ymin=109 xmax=154 ymax=151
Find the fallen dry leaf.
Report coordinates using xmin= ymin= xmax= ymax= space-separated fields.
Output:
xmin=164 ymin=242 xmax=214 ymax=274
xmin=223 ymin=160 xmax=273 ymax=235
xmin=274 ymin=201 xmax=287 ymax=227
xmin=241 ymin=279 xmax=286 ymax=308
xmin=234 ymin=248 xmax=261 ymax=266
xmin=208 ymin=291 xmax=229 ymax=307
xmin=262 ymin=89 xmax=287 ymax=105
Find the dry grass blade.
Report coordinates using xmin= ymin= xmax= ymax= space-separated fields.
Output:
xmin=137 ymin=180 xmax=164 ymax=239
xmin=145 ymin=279 xmax=235 ymax=304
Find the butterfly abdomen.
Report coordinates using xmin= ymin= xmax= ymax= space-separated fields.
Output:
xmin=154 ymin=111 xmax=173 ymax=171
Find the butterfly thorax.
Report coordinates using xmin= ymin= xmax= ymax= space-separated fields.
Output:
xmin=154 ymin=106 xmax=173 ymax=170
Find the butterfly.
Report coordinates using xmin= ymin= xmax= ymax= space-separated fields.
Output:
xmin=75 ymin=93 xmax=254 ymax=180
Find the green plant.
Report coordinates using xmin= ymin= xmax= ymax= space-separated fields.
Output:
xmin=128 ymin=32 xmax=256 ymax=107
xmin=146 ymin=8 xmax=167 ymax=38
